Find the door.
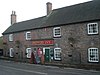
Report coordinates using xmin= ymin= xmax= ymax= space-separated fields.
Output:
xmin=44 ymin=48 xmax=50 ymax=62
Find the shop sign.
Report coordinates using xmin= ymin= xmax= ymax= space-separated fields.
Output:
xmin=32 ymin=40 xmax=54 ymax=45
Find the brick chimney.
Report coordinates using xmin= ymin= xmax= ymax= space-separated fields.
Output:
xmin=46 ymin=2 xmax=52 ymax=15
xmin=11 ymin=11 xmax=16 ymax=25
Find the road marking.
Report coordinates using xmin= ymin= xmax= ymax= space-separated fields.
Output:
xmin=0 ymin=65 xmax=47 ymax=75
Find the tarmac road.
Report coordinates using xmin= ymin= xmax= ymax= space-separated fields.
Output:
xmin=0 ymin=60 xmax=100 ymax=75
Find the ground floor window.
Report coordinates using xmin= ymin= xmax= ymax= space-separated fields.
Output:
xmin=26 ymin=48 xmax=32 ymax=58
xmin=54 ymin=48 xmax=61 ymax=60
xmin=9 ymin=48 xmax=14 ymax=57
xmin=88 ymin=48 xmax=99 ymax=62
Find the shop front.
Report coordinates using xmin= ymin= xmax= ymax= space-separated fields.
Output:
xmin=32 ymin=39 xmax=54 ymax=64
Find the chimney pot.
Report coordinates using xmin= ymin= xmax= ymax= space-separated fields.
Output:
xmin=14 ymin=11 xmax=15 ymax=15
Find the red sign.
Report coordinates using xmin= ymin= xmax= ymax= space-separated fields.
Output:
xmin=32 ymin=40 xmax=54 ymax=45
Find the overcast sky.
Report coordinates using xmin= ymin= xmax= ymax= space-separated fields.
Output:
xmin=0 ymin=0 xmax=92 ymax=36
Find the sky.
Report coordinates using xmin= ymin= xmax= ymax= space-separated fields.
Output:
xmin=0 ymin=0 xmax=92 ymax=36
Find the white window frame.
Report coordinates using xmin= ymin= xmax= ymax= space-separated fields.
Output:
xmin=54 ymin=48 xmax=61 ymax=60
xmin=26 ymin=48 xmax=32 ymax=58
xmin=88 ymin=48 xmax=99 ymax=62
xmin=26 ymin=31 xmax=31 ymax=40
xmin=9 ymin=34 xmax=13 ymax=41
xmin=53 ymin=27 xmax=61 ymax=37
xmin=9 ymin=48 xmax=14 ymax=57
xmin=87 ymin=23 xmax=98 ymax=34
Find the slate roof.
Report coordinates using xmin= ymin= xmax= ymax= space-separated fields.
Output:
xmin=45 ymin=0 xmax=100 ymax=26
xmin=3 ymin=16 xmax=47 ymax=34
xmin=3 ymin=0 xmax=100 ymax=35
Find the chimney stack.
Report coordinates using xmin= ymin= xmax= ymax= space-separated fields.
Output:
xmin=11 ymin=11 xmax=16 ymax=25
xmin=46 ymin=2 xmax=52 ymax=15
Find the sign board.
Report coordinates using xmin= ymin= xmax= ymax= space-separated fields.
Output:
xmin=32 ymin=40 xmax=54 ymax=45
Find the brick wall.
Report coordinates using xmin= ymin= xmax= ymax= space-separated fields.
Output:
xmin=59 ymin=21 xmax=100 ymax=65
xmin=3 ymin=21 xmax=100 ymax=65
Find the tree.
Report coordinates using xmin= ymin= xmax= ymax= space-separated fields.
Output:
xmin=0 ymin=36 xmax=3 ymax=49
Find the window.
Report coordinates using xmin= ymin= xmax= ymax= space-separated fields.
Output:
xmin=87 ymin=23 xmax=98 ymax=34
xmin=26 ymin=48 xmax=32 ymax=58
xmin=54 ymin=48 xmax=61 ymax=60
xmin=26 ymin=31 xmax=31 ymax=40
xmin=9 ymin=48 xmax=14 ymax=57
xmin=88 ymin=48 xmax=99 ymax=62
xmin=53 ymin=27 xmax=61 ymax=37
xmin=9 ymin=34 xmax=13 ymax=41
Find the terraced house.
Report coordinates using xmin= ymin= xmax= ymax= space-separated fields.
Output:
xmin=2 ymin=0 xmax=100 ymax=68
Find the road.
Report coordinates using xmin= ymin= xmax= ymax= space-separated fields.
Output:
xmin=0 ymin=60 xmax=100 ymax=75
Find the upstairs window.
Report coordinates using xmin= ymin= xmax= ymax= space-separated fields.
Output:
xmin=54 ymin=48 xmax=61 ymax=60
xmin=87 ymin=23 xmax=98 ymax=34
xmin=26 ymin=48 xmax=32 ymax=58
xmin=9 ymin=34 xmax=13 ymax=41
xmin=26 ymin=31 xmax=31 ymax=40
xmin=53 ymin=27 xmax=61 ymax=37
xmin=88 ymin=48 xmax=99 ymax=62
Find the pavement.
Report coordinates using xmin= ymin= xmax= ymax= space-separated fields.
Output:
xmin=0 ymin=56 xmax=100 ymax=70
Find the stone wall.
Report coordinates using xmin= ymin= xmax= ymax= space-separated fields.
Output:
xmin=3 ymin=21 xmax=100 ymax=65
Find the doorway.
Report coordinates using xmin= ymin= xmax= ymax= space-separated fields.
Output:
xmin=43 ymin=48 xmax=50 ymax=62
